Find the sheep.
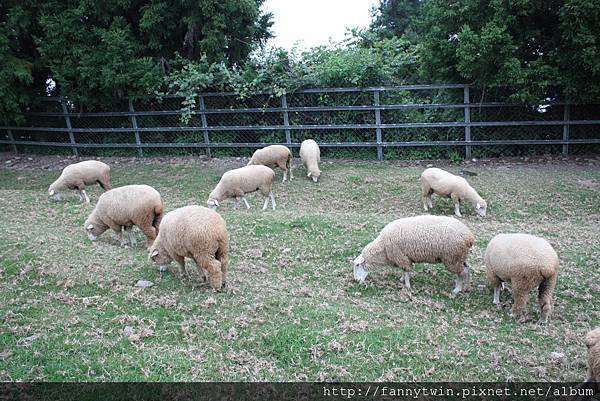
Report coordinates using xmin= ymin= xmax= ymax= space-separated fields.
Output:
xmin=247 ymin=145 xmax=293 ymax=182
xmin=585 ymin=327 xmax=600 ymax=383
xmin=420 ymin=167 xmax=487 ymax=217
xmin=207 ymin=165 xmax=276 ymax=211
xmin=48 ymin=160 xmax=111 ymax=203
xmin=484 ymin=233 xmax=560 ymax=323
xmin=353 ymin=215 xmax=475 ymax=294
xmin=148 ymin=205 xmax=228 ymax=290
xmin=84 ymin=185 xmax=163 ymax=247
xmin=299 ymin=139 xmax=322 ymax=182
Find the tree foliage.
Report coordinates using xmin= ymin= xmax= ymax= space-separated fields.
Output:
xmin=418 ymin=0 xmax=600 ymax=102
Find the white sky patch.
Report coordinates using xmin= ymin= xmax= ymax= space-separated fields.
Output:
xmin=262 ymin=0 xmax=378 ymax=50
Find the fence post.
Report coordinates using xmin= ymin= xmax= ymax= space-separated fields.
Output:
xmin=129 ymin=99 xmax=143 ymax=157
xmin=463 ymin=86 xmax=472 ymax=160
xmin=373 ymin=90 xmax=383 ymax=160
xmin=199 ymin=95 xmax=211 ymax=158
xmin=7 ymin=129 xmax=17 ymax=153
xmin=60 ymin=98 xmax=78 ymax=156
xmin=563 ymin=104 xmax=570 ymax=156
xmin=281 ymin=94 xmax=291 ymax=145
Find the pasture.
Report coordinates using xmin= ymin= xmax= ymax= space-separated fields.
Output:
xmin=0 ymin=153 xmax=599 ymax=381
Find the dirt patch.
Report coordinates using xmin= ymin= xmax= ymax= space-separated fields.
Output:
xmin=1 ymin=152 xmax=599 ymax=171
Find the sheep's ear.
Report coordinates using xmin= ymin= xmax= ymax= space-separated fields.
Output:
xmin=354 ymin=255 xmax=365 ymax=265
xmin=151 ymin=249 xmax=159 ymax=257
xmin=87 ymin=224 xmax=94 ymax=230
xmin=307 ymin=171 xmax=312 ymax=177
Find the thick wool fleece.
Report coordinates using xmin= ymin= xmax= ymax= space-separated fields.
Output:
xmin=149 ymin=205 xmax=228 ymax=290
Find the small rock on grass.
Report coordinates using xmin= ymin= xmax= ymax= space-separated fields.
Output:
xmin=123 ymin=326 xmax=135 ymax=337
xmin=135 ymin=280 xmax=154 ymax=288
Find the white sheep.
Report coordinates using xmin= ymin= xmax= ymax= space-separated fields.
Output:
xmin=207 ymin=165 xmax=276 ymax=211
xmin=247 ymin=145 xmax=293 ymax=182
xmin=84 ymin=184 xmax=163 ymax=247
xmin=148 ymin=205 xmax=228 ymax=290
xmin=299 ymin=139 xmax=321 ymax=182
xmin=420 ymin=167 xmax=487 ymax=217
xmin=585 ymin=327 xmax=600 ymax=383
xmin=48 ymin=160 xmax=112 ymax=203
xmin=485 ymin=233 xmax=559 ymax=323
xmin=353 ymin=215 xmax=475 ymax=294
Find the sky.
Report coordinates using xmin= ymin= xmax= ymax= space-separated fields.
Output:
xmin=261 ymin=0 xmax=379 ymax=50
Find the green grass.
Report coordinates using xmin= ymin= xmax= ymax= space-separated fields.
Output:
xmin=0 ymin=157 xmax=599 ymax=381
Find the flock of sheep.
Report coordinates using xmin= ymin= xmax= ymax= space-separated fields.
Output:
xmin=45 ymin=139 xmax=598 ymax=382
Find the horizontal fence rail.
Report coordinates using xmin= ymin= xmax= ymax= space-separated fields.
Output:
xmin=1 ymin=85 xmax=599 ymax=160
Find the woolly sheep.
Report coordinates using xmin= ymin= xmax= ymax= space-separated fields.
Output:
xmin=420 ymin=167 xmax=487 ymax=217
xmin=585 ymin=327 xmax=600 ymax=383
xmin=84 ymin=185 xmax=163 ymax=247
xmin=299 ymin=139 xmax=321 ymax=182
xmin=48 ymin=160 xmax=111 ymax=203
xmin=247 ymin=145 xmax=293 ymax=182
xmin=207 ymin=165 xmax=276 ymax=211
xmin=484 ymin=233 xmax=560 ymax=323
xmin=148 ymin=205 xmax=228 ymax=290
xmin=353 ymin=215 xmax=475 ymax=294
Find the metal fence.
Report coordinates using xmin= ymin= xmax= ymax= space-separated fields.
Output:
xmin=1 ymin=84 xmax=599 ymax=160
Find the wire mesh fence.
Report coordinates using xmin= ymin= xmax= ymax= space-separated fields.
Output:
xmin=1 ymin=85 xmax=599 ymax=160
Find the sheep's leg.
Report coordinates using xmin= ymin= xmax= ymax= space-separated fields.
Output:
xmin=234 ymin=197 xmax=240 ymax=210
xmin=262 ymin=196 xmax=269 ymax=210
xmin=196 ymin=256 xmax=223 ymax=291
xmin=403 ymin=271 xmax=411 ymax=290
xmin=282 ymin=169 xmax=288 ymax=183
xmin=493 ymin=285 xmax=502 ymax=305
xmin=81 ymin=189 xmax=90 ymax=204
xmin=127 ymin=227 xmax=137 ymax=247
xmin=452 ymin=275 xmax=463 ymax=294
xmin=538 ymin=275 xmax=557 ymax=324
xmin=450 ymin=193 xmax=462 ymax=217
xmin=427 ymin=195 xmax=433 ymax=209
xmin=269 ymin=191 xmax=276 ymax=210
xmin=119 ymin=226 xmax=128 ymax=247
xmin=137 ymin=224 xmax=157 ymax=246
xmin=242 ymin=197 xmax=251 ymax=209
xmin=461 ymin=264 xmax=471 ymax=291
xmin=77 ymin=190 xmax=84 ymax=202
xmin=174 ymin=255 xmax=188 ymax=279
xmin=511 ymin=281 xmax=530 ymax=322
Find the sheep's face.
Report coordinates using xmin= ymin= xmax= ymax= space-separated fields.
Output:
xmin=84 ymin=223 xmax=104 ymax=241
xmin=307 ymin=170 xmax=321 ymax=182
xmin=475 ymin=201 xmax=487 ymax=217
xmin=353 ymin=255 xmax=369 ymax=283
xmin=207 ymin=198 xmax=220 ymax=210
xmin=48 ymin=188 xmax=61 ymax=201
xmin=149 ymin=247 xmax=172 ymax=266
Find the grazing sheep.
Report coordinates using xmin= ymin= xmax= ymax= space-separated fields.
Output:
xmin=484 ymin=233 xmax=560 ymax=323
xmin=353 ymin=215 xmax=475 ymax=294
xmin=48 ymin=160 xmax=111 ymax=203
xmin=420 ymin=167 xmax=487 ymax=217
xmin=247 ymin=145 xmax=293 ymax=182
xmin=84 ymin=185 xmax=163 ymax=247
xmin=586 ymin=327 xmax=600 ymax=383
xmin=148 ymin=205 xmax=228 ymax=290
xmin=207 ymin=165 xmax=276 ymax=211
xmin=299 ymin=139 xmax=322 ymax=182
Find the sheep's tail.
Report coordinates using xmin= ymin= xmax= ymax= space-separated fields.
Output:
xmin=152 ymin=204 xmax=164 ymax=234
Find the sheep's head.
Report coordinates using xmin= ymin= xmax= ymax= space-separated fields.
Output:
xmin=148 ymin=246 xmax=172 ymax=266
xmin=207 ymin=198 xmax=220 ymax=210
xmin=84 ymin=221 xmax=107 ymax=241
xmin=48 ymin=187 xmax=61 ymax=201
xmin=307 ymin=169 xmax=321 ymax=183
xmin=353 ymin=254 xmax=369 ymax=283
xmin=475 ymin=200 xmax=487 ymax=217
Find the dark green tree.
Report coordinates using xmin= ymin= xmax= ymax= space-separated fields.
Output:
xmin=370 ymin=0 xmax=424 ymax=42
xmin=419 ymin=0 xmax=600 ymax=102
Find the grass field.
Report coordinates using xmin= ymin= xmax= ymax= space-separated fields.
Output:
xmin=1 ymin=154 xmax=599 ymax=381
